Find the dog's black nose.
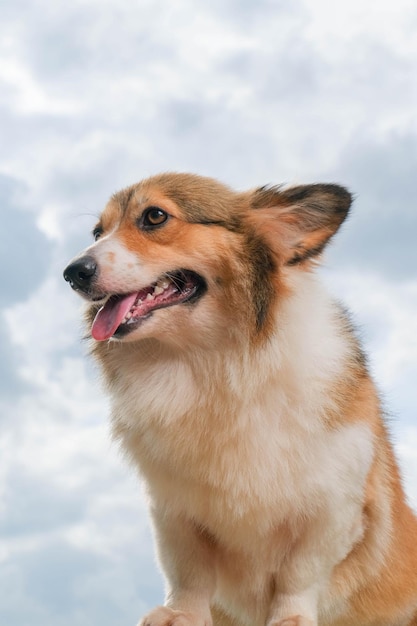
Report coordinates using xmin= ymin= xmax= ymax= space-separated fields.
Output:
xmin=63 ymin=255 xmax=97 ymax=291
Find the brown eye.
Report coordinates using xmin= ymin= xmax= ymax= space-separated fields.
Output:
xmin=141 ymin=207 xmax=169 ymax=229
xmin=93 ymin=227 xmax=102 ymax=241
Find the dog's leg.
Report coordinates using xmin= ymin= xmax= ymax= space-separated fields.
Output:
xmin=267 ymin=501 xmax=366 ymax=626
xmin=267 ymin=587 xmax=318 ymax=626
xmin=138 ymin=508 xmax=215 ymax=626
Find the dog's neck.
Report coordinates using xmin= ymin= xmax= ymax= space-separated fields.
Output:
xmin=95 ymin=272 xmax=360 ymax=436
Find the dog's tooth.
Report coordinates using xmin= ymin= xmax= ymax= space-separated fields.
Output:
xmin=156 ymin=278 xmax=169 ymax=291
xmin=146 ymin=292 xmax=154 ymax=301
xmin=120 ymin=311 xmax=133 ymax=324
xmin=154 ymin=285 xmax=164 ymax=295
xmin=156 ymin=278 xmax=169 ymax=289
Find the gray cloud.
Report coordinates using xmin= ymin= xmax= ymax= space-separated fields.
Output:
xmin=325 ymin=132 xmax=417 ymax=279
xmin=0 ymin=538 xmax=162 ymax=626
xmin=0 ymin=174 xmax=51 ymax=306
xmin=0 ymin=438 xmax=163 ymax=625
xmin=0 ymin=470 xmax=87 ymax=535
xmin=4 ymin=1 xmax=177 ymax=88
xmin=0 ymin=325 xmax=24 ymax=397
xmin=210 ymin=0 xmax=296 ymax=23
xmin=0 ymin=174 xmax=53 ymax=394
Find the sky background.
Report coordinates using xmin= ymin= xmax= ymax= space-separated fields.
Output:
xmin=1 ymin=1 xmax=417 ymax=625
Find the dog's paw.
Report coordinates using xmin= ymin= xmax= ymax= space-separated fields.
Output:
xmin=139 ymin=606 xmax=211 ymax=626
xmin=273 ymin=617 xmax=315 ymax=626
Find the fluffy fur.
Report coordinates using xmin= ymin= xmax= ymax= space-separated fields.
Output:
xmin=64 ymin=173 xmax=417 ymax=626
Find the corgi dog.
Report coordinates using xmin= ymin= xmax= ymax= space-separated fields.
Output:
xmin=64 ymin=173 xmax=417 ymax=626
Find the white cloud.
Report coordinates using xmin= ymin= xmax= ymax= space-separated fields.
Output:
xmin=321 ymin=268 xmax=417 ymax=390
xmin=0 ymin=55 xmax=81 ymax=115
xmin=303 ymin=0 xmax=417 ymax=56
xmin=397 ymin=426 xmax=417 ymax=508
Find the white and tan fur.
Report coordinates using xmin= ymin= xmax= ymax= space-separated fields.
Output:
xmin=64 ymin=173 xmax=417 ymax=626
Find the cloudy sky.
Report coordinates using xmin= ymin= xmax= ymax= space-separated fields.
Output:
xmin=1 ymin=1 xmax=417 ymax=624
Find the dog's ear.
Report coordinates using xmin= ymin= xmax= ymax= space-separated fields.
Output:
xmin=248 ymin=184 xmax=352 ymax=265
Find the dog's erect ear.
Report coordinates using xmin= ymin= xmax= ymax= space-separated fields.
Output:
xmin=249 ymin=184 xmax=352 ymax=265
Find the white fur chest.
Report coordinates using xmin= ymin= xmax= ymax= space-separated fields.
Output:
xmin=111 ymin=347 xmax=374 ymax=551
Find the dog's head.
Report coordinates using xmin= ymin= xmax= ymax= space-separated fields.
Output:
xmin=63 ymin=173 xmax=351 ymax=347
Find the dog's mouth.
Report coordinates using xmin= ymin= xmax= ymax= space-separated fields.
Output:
xmin=91 ymin=270 xmax=206 ymax=341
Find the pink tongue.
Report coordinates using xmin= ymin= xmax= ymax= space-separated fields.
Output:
xmin=91 ymin=293 xmax=138 ymax=341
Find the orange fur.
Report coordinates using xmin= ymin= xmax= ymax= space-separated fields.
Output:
xmin=64 ymin=172 xmax=417 ymax=626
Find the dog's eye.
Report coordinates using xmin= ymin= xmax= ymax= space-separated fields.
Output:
xmin=141 ymin=207 xmax=169 ymax=230
xmin=93 ymin=227 xmax=102 ymax=241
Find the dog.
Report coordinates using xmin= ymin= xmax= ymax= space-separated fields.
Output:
xmin=64 ymin=172 xmax=417 ymax=626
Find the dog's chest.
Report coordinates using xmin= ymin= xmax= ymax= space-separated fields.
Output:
xmin=112 ymin=367 xmax=373 ymax=547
